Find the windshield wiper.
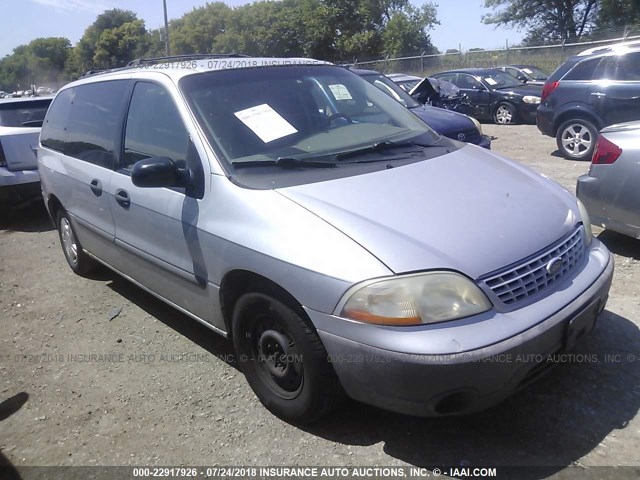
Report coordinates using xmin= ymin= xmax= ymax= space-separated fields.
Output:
xmin=232 ymin=157 xmax=337 ymax=169
xmin=335 ymin=140 xmax=432 ymax=161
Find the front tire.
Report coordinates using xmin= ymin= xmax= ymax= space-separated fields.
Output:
xmin=493 ymin=102 xmax=518 ymax=125
xmin=56 ymin=210 xmax=97 ymax=275
xmin=232 ymin=292 xmax=343 ymax=423
xmin=556 ymin=118 xmax=598 ymax=161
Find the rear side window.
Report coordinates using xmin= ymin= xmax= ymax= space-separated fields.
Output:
xmin=64 ymin=80 xmax=129 ymax=169
xmin=548 ymin=59 xmax=579 ymax=82
xmin=122 ymin=82 xmax=190 ymax=171
xmin=563 ymin=58 xmax=600 ymax=80
xmin=41 ymin=91 xmax=73 ymax=152
xmin=0 ymin=99 xmax=51 ymax=127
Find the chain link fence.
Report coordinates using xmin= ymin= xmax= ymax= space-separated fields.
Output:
xmin=348 ymin=25 xmax=640 ymax=77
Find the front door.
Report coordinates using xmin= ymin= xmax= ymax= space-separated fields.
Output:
xmin=109 ymin=80 xmax=216 ymax=327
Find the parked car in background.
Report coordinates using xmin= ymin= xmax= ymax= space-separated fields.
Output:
xmin=0 ymin=96 xmax=52 ymax=207
xmin=537 ymin=44 xmax=640 ymax=161
xmin=39 ymin=56 xmax=612 ymax=423
xmin=432 ymin=68 xmax=542 ymax=125
xmin=386 ymin=73 xmax=423 ymax=92
xmin=496 ymin=65 xmax=549 ymax=86
xmin=577 ymin=121 xmax=640 ymax=239
xmin=350 ymin=67 xmax=490 ymax=148
xmin=408 ymin=76 xmax=472 ymax=114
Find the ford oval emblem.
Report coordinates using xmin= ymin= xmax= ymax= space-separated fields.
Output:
xmin=457 ymin=133 xmax=466 ymax=141
xmin=546 ymin=257 xmax=562 ymax=276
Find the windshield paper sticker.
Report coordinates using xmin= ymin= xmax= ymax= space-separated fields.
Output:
xmin=234 ymin=104 xmax=298 ymax=143
xmin=328 ymin=84 xmax=353 ymax=100
xmin=522 ymin=68 xmax=533 ymax=74
xmin=485 ymin=78 xmax=497 ymax=85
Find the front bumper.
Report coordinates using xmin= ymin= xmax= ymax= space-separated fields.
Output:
xmin=307 ymin=242 xmax=613 ymax=416
xmin=518 ymin=103 xmax=539 ymax=124
xmin=477 ymin=134 xmax=492 ymax=149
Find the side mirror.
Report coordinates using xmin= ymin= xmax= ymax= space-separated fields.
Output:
xmin=131 ymin=157 xmax=190 ymax=188
xmin=518 ymin=75 xmax=528 ymax=82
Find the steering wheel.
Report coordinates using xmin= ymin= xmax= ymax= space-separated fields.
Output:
xmin=323 ymin=113 xmax=353 ymax=128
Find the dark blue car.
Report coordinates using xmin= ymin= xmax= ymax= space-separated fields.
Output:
xmin=350 ymin=68 xmax=491 ymax=149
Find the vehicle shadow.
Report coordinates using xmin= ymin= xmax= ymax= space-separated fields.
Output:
xmin=0 ymin=203 xmax=54 ymax=233
xmin=0 ymin=392 xmax=29 ymax=480
xmin=105 ymin=275 xmax=239 ymax=371
xmin=597 ymin=230 xmax=640 ymax=260
xmin=302 ymin=310 xmax=640 ymax=478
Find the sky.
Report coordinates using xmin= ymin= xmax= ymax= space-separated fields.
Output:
xmin=0 ymin=0 xmax=524 ymax=58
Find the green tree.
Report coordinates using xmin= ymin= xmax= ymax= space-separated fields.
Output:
xmin=70 ymin=9 xmax=147 ymax=75
xmin=381 ymin=4 xmax=439 ymax=56
xmin=597 ymin=0 xmax=640 ymax=28
xmin=483 ymin=0 xmax=598 ymax=44
xmin=0 ymin=38 xmax=71 ymax=91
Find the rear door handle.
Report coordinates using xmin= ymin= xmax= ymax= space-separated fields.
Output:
xmin=591 ymin=92 xmax=606 ymax=97
xmin=89 ymin=179 xmax=102 ymax=196
xmin=115 ymin=189 xmax=130 ymax=208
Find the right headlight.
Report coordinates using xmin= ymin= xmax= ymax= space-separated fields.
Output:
xmin=337 ymin=272 xmax=492 ymax=326
xmin=577 ymin=199 xmax=593 ymax=246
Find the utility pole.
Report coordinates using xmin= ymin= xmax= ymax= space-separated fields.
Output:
xmin=163 ymin=0 xmax=170 ymax=56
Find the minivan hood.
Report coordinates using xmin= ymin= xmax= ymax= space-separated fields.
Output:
xmin=277 ymin=146 xmax=580 ymax=279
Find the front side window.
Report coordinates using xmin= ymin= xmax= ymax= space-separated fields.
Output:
xmin=0 ymin=99 xmax=51 ymax=127
xmin=180 ymin=65 xmax=438 ymax=167
xmin=123 ymin=82 xmax=190 ymax=171
xmin=364 ymin=74 xmax=420 ymax=108
xmin=64 ymin=80 xmax=129 ymax=168
xmin=456 ymin=74 xmax=485 ymax=90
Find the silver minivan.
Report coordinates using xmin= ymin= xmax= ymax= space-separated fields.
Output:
xmin=38 ymin=57 xmax=614 ymax=422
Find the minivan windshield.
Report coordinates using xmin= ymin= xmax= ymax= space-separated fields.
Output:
xmin=180 ymin=65 xmax=438 ymax=169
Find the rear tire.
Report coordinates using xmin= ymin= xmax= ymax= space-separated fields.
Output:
xmin=556 ymin=118 xmax=598 ymax=161
xmin=56 ymin=210 xmax=97 ymax=276
xmin=232 ymin=292 xmax=343 ymax=423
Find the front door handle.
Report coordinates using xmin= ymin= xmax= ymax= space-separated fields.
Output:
xmin=89 ymin=179 xmax=102 ymax=196
xmin=115 ymin=189 xmax=130 ymax=208
xmin=591 ymin=92 xmax=606 ymax=97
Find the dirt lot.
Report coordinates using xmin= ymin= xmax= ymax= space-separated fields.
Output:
xmin=1 ymin=124 xmax=639 ymax=476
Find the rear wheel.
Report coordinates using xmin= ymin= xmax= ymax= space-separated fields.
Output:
xmin=57 ymin=210 xmax=97 ymax=275
xmin=232 ymin=292 xmax=343 ymax=423
xmin=556 ymin=118 xmax=598 ymax=161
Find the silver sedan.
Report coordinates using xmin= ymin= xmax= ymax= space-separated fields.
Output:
xmin=577 ymin=121 xmax=640 ymax=239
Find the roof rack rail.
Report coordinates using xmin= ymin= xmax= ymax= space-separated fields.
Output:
xmin=127 ymin=53 xmax=249 ymax=67
xmin=79 ymin=65 xmax=134 ymax=78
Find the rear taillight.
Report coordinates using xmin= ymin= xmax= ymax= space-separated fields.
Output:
xmin=592 ymin=135 xmax=622 ymax=164
xmin=541 ymin=81 xmax=559 ymax=102
xmin=0 ymin=141 xmax=6 ymax=167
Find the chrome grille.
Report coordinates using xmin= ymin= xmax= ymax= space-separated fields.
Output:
xmin=482 ymin=227 xmax=586 ymax=307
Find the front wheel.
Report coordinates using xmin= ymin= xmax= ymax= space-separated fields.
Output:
xmin=556 ymin=119 xmax=598 ymax=161
xmin=493 ymin=102 xmax=518 ymax=125
xmin=232 ymin=292 xmax=343 ymax=423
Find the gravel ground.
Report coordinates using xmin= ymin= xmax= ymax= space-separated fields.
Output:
xmin=1 ymin=124 xmax=639 ymax=476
